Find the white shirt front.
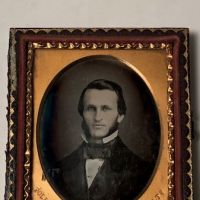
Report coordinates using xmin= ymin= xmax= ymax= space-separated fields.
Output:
xmin=85 ymin=159 xmax=104 ymax=188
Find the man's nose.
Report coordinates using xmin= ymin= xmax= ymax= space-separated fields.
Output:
xmin=94 ymin=109 xmax=103 ymax=121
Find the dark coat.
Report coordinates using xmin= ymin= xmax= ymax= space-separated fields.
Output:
xmin=54 ymin=137 xmax=153 ymax=200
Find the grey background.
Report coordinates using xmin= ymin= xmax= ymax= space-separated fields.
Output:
xmin=39 ymin=56 xmax=159 ymax=162
xmin=0 ymin=0 xmax=199 ymax=199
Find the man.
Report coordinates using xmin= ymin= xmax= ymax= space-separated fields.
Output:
xmin=55 ymin=79 xmax=153 ymax=200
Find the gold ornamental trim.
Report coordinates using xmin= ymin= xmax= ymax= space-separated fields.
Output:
xmin=32 ymin=42 xmax=167 ymax=50
xmin=24 ymin=43 xmax=34 ymax=200
xmin=166 ymin=44 xmax=175 ymax=200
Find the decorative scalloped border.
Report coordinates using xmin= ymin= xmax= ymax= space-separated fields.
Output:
xmin=6 ymin=29 xmax=18 ymax=200
xmin=181 ymin=30 xmax=193 ymax=199
xmin=6 ymin=28 xmax=192 ymax=200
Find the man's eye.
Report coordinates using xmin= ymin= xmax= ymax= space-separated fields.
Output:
xmin=87 ymin=106 xmax=95 ymax=111
xmin=102 ymin=106 xmax=111 ymax=111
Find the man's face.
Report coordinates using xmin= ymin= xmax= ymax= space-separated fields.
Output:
xmin=82 ymin=89 xmax=124 ymax=139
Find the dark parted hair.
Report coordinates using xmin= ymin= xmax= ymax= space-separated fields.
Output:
xmin=78 ymin=79 xmax=127 ymax=116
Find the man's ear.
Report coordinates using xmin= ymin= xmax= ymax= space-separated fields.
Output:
xmin=117 ymin=114 xmax=124 ymax=123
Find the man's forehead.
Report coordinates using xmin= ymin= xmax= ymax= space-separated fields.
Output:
xmin=83 ymin=89 xmax=118 ymax=105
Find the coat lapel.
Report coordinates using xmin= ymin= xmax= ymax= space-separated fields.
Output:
xmin=59 ymin=145 xmax=88 ymax=200
xmin=88 ymin=159 xmax=118 ymax=200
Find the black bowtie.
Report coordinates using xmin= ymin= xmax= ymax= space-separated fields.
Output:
xmin=83 ymin=143 xmax=114 ymax=159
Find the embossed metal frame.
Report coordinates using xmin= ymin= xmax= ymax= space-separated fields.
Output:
xmin=6 ymin=28 xmax=192 ymax=200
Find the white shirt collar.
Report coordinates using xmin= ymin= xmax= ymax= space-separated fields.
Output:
xmin=81 ymin=130 xmax=118 ymax=144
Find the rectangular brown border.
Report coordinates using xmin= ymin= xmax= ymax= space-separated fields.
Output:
xmin=6 ymin=28 xmax=192 ymax=200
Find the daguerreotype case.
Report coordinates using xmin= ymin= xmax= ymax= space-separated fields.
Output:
xmin=6 ymin=28 xmax=192 ymax=200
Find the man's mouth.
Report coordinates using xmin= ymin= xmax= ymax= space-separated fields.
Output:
xmin=93 ymin=124 xmax=105 ymax=129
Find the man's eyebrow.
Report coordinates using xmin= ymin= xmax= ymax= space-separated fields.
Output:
xmin=101 ymin=105 xmax=112 ymax=108
xmin=86 ymin=104 xmax=96 ymax=107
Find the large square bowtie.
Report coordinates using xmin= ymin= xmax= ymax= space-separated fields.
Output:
xmin=83 ymin=145 xmax=112 ymax=159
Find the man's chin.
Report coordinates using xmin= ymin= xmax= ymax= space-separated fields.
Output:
xmin=90 ymin=131 xmax=109 ymax=139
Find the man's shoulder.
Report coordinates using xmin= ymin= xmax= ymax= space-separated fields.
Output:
xmin=112 ymin=137 xmax=143 ymax=160
xmin=111 ymin=137 xmax=151 ymax=172
xmin=57 ymin=144 xmax=84 ymax=170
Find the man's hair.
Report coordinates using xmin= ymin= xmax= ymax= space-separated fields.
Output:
xmin=78 ymin=79 xmax=127 ymax=116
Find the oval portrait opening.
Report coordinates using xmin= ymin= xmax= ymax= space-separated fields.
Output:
xmin=37 ymin=55 xmax=161 ymax=200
